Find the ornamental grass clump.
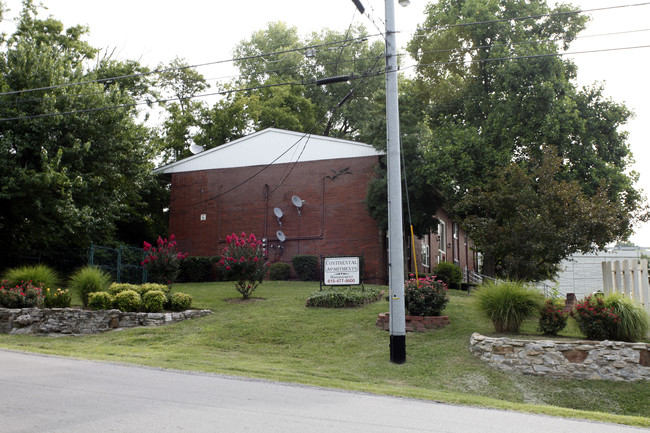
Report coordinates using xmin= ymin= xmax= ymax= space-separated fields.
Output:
xmin=475 ymin=280 xmax=544 ymax=333
xmin=215 ymin=232 xmax=269 ymax=299
xmin=538 ymin=299 xmax=568 ymax=336
xmin=2 ymin=264 xmax=60 ymax=289
xmin=603 ymin=293 xmax=649 ymax=342
xmin=69 ymin=266 xmax=112 ymax=308
xmin=404 ymin=275 xmax=449 ymax=316
xmin=571 ymin=294 xmax=621 ymax=340
xmin=142 ymin=234 xmax=188 ymax=286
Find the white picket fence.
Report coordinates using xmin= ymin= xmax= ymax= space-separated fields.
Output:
xmin=601 ymin=259 xmax=650 ymax=315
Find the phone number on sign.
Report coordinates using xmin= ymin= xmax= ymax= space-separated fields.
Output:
xmin=327 ymin=278 xmax=358 ymax=284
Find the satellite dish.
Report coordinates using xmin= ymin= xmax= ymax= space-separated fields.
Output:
xmin=276 ymin=230 xmax=286 ymax=242
xmin=274 ymin=207 xmax=283 ymax=218
xmin=291 ymin=195 xmax=304 ymax=208
xmin=189 ymin=143 xmax=204 ymax=154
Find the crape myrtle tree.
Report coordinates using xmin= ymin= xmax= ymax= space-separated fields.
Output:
xmin=0 ymin=1 xmax=165 ymax=268
xmin=406 ymin=0 xmax=644 ymax=280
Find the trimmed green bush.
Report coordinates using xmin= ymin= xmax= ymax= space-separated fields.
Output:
xmin=108 ymin=283 xmax=140 ymax=296
xmin=604 ymin=293 xmax=649 ymax=342
xmin=142 ymin=290 xmax=167 ymax=313
xmin=404 ymin=275 xmax=449 ymax=316
xmin=3 ymin=264 xmax=60 ymax=289
xmin=269 ymin=262 xmax=291 ymax=280
xmin=113 ymin=290 xmax=142 ymax=312
xmin=178 ymin=256 xmax=221 ymax=282
xmin=140 ymin=283 xmax=170 ymax=296
xmin=538 ymin=299 xmax=568 ymax=336
xmin=306 ymin=288 xmax=383 ymax=308
xmin=88 ymin=292 xmax=114 ymax=310
xmin=291 ymin=255 xmax=318 ymax=281
xmin=69 ymin=266 xmax=112 ymax=307
xmin=434 ymin=262 xmax=463 ymax=290
xmin=475 ymin=280 xmax=544 ymax=333
xmin=170 ymin=292 xmax=192 ymax=311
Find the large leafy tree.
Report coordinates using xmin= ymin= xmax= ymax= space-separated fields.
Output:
xmin=0 ymin=1 xmax=163 ymax=267
xmin=197 ymin=22 xmax=385 ymax=145
xmin=407 ymin=0 xmax=643 ymax=279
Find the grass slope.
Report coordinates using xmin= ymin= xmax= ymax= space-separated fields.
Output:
xmin=1 ymin=282 xmax=649 ymax=427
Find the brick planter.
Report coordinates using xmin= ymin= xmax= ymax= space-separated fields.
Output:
xmin=376 ymin=313 xmax=450 ymax=332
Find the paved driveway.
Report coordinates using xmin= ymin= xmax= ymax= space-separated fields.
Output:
xmin=0 ymin=349 xmax=646 ymax=432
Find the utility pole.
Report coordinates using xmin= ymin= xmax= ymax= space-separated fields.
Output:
xmin=349 ymin=0 xmax=407 ymax=364
xmin=385 ymin=0 xmax=406 ymax=364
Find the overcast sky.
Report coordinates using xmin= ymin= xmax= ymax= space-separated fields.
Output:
xmin=3 ymin=0 xmax=649 ymax=246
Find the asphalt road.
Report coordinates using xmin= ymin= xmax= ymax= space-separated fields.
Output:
xmin=0 ymin=349 xmax=646 ymax=433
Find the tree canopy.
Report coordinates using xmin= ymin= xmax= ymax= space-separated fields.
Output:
xmin=405 ymin=0 xmax=644 ymax=279
xmin=0 ymin=1 xmax=165 ymax=267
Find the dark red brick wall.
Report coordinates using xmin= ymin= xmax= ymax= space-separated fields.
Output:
xmin=168 ymin=156 xmax=388 ymax=283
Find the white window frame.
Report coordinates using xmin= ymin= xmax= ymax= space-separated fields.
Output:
xmin=438 ymin=220 xmax=447 ymax=263
xmin=422 ymin=242 xmax=430 ymax=268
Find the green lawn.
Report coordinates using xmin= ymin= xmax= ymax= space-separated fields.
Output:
xmin=1 ymin=281 xmax=649 ymax=427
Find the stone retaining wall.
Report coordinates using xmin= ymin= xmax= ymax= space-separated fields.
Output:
xmin=470 ymin=333 xmax=650 ymax=382
xmin=0 ymin=307 xmax=212 ymax=335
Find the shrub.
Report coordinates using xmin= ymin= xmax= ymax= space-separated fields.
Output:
xmin=306 ymin=287 xmax=383 ymax=308
xmin=69 ymin=266 xmax=112 ymax=307
xmin=139 ymin=283 xmax=170 ymax=297
xmin=113 ymin=290 xmax=142 ymax=312
xmin=291 ymin=255 xmax=319 ymax=281
xmin=43 ymin=288 xmax=72 ymax=308
xmin=571 ymin=295 xmax=621 ymax=340
xmin=88 ymin=292 xmax=114 ymax=310
xmin=142 ymin=234 xmax=188 ymax=286
xmin=178 ymin=256 xmax=219 ymax=282
xmin=215 ymin=232 xmax=268 ymax=299
xmin=404 ymin=275 xmax=449 ymax=316
xmin=170 ymin=292 xmax=192 ymax=311
xmin=108 ymin=283 xmax=140 ymax=296
xmin=2 ymin=264 xmax=60 ymax=289
xmin=433 ymin=262 xmax=463 ymax=290
xmin=475 ymin=280 xmax=544 ymax=333
xmin=0 ymin=280 xmax=43 ymax=308
xmin=603 ymin=293 xmax=649 ymax=342
xmin=142 ymin=290 xmax=167 ymax=313
xmin=538 ymin=299 xmax=568 ymax=336
xmin=269 ymin=262 xmax=291 ymax=280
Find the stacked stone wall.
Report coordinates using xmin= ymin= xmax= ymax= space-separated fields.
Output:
xmin=0 ymin=307 xmax=212 ymax=335
xmin=470 ymin=333 xmax=650 ymax=382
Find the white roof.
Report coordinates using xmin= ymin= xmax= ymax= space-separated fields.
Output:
xmin=154 ymin=128 xmax=384 ymax=174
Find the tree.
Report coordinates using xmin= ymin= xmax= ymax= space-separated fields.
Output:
xmin=153 ymin=57 xmax=209 ymax=163
xmin=406 ymin=0 xmax=644 ymax=279
xmin=197 ymin=22 xmax=385 ymax=143
xmin=0 ymin=1 xmax=161 ymax=267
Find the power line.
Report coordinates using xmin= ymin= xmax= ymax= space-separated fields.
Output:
xmin=0 ymin=68 xmax=385 ymax=122
xmin=411 ymin=2 xmax=650 ymax=35
xmin=0 ymin=33 xmax=382 ymax=97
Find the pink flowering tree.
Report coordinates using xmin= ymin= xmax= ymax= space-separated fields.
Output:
xmin=216 ymin=232 xmax=269 ymax=299
xmin=142 ymin=234 xmax=188 ymax=287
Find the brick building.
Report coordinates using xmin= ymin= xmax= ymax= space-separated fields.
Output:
xmin=155 ymin=128 xmax=478 ymax=284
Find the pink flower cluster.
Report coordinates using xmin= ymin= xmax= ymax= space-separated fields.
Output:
xmin=141 ymin=234 xmax=188 ymax=285
xmin=216 ymin=232 xmax=269 ymax=298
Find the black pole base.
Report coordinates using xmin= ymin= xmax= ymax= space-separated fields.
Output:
xmin=390 ymin=334 xmax=406 ymax=364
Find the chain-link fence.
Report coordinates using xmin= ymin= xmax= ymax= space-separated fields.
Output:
xmin=88 ymin=243 xmax=147 ymax=284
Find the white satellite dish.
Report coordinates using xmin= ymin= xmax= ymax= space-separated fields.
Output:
xmin=274 ymin=207 xmax=283 ymax=218
xmin=291 ymin=195 xmax=304 ymax=208
xmin=276 ymin=230 xmax=286 ymax=242
xmin=189 ymin=143 xmax=204 ymax=154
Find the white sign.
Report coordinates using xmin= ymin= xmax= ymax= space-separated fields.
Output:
xmin=323 ymin=257 xmax=360 ymax=285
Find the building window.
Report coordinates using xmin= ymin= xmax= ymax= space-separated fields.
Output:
xmin=453 ymin=222 xmax=459 ymax=264
xmin=438 ymin=220 xmax=446 ymax=263
xmin=422 ymin=242 xmax=430 ymax=268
